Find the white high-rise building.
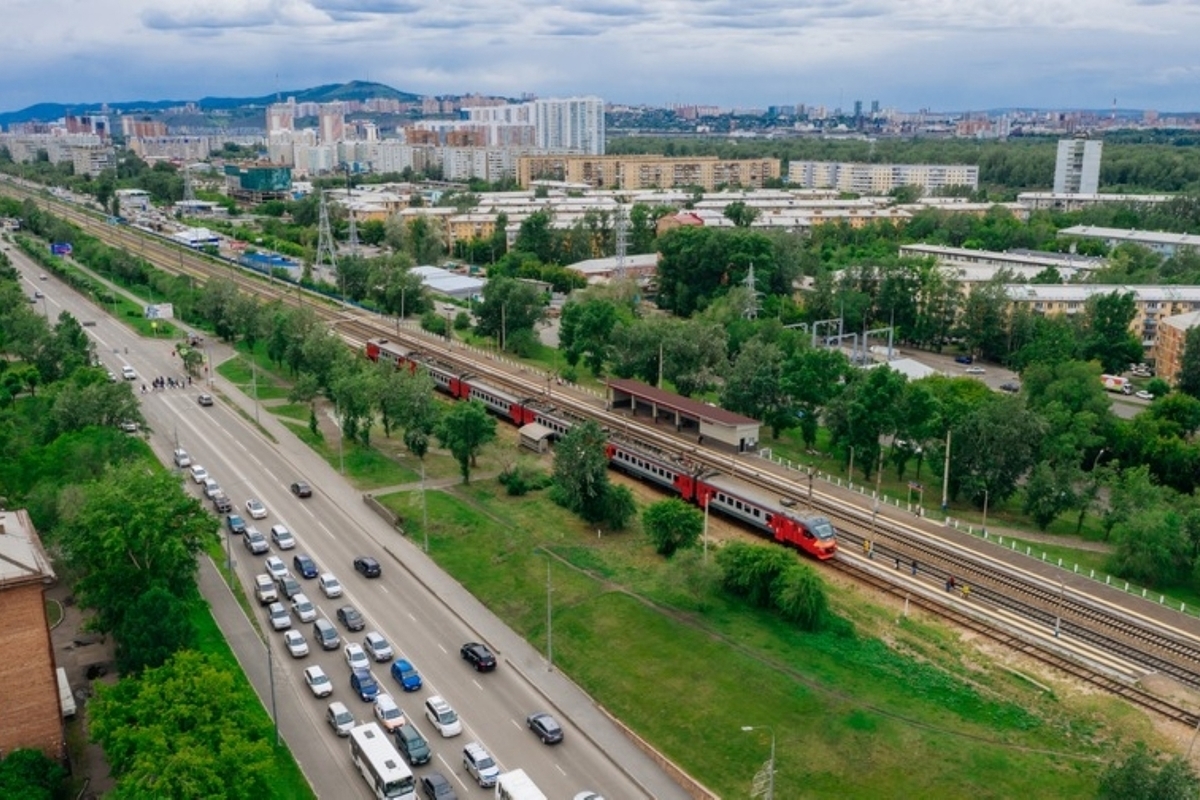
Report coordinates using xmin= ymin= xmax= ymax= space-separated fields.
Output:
xmin=1054 ymin=138 xmax=1102 ymax=194
xmin=532 ymin=97 xmax=605 ymax=154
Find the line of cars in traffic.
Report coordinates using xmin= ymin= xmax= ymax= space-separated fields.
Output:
xmin=234 ymin=518 xmax=568 ymax=798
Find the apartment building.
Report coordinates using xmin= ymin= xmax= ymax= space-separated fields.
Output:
xmin=517 ymin=155 xmax=781 ymax=190
xmin=1017 ymin=192 xmax=1172 ymax=213
xmin=1053 ymin=137 xmax=1102 ymax=194
xmin=788 ymin=161 xmax=979 ymax=194
xmin=899 ymin=244 xmax=1103 ymax=275
xmin=1058 ymin=225 xmax=1200 ymax=258
xmin=466 ymin=96 xmax=604 ymax=154
xmin=0 ymin=508 xmax=62 ymax=759
xmin=1006 ymin=284 xmax=1200 ymax=348
xmin=1153 ymin=311 xmax=1200 ymax=384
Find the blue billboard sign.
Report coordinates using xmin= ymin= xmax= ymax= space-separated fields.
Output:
xmin=50 ymin=242 xmax=73 ymax=256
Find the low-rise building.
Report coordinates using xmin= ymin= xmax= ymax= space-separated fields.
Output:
xmin=0 ymin=508 xmax=61 ymax=759
xmin=517 ymin=155 xmax=781 ymax=191
xmin=1058 ymin=225 xmax=1200 ymax=258
xmin=1153 ymin=311 xmax=1200 ymax=384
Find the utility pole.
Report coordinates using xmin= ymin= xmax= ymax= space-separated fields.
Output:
xmin=941 ymin=428 xmax=952 ymax=513
xmin=421 ymin=461 xmax=428 ymax=554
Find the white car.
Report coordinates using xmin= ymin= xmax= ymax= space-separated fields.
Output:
xmin=373 ymin=693 xmax=406 ymax=732
xmin=246 ymin=498 xmax=268 ymax=519
xmin=345 ymin=643 xmax=370 ymax=672
xmin=327 ymin=701 xmax=356 ymax=737
xmin=363 ymin=632 xmax=394 ymax=662
xmin=424 ymin=695 xmax=462 ymax=738
xmin=318 ymin=573 xmax=343 ymax=598
xmin=202 ymin=478 xmax=221 ymax=499
xmin=1135 ymin=390 xmax=1154 ymax=400
xmin=264 ymin=556 xmax=288 ymax=582
xmin=267 ymin=602 xmax=291 ymax=631
xmin=189 ymin=464 xmax=209 ymax=484
xmin=269 ymin=524 xmax=296 ymax=550
xmin=964 ymin=366 xmax=986 ymax=375
xmin=304 ymin=665 xmax=333 ymax=698
xmin=121 ymin=365 xmax=137 ymax=380
xmin=291 ymin=592 xmax=317 ymax=623
xmin=283 ymin=629 xmax=309 ymax=658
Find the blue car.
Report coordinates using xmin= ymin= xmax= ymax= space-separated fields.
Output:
xmin=350 ymin=669 xmax=379 ymax=702
xmin=390 ymin=658 xmax=422 ymax=692
xmin=293 ymin=553 xmax=318 ymax=579
xmin=225 ymin=514 xmax=247 ymax=535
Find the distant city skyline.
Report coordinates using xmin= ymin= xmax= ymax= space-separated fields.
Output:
xmin=5 ymin=0 xmax=1200 ymax=115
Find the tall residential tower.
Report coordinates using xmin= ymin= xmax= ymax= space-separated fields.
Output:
xmin=1053 ymin=137 xmax=1102 ymax=194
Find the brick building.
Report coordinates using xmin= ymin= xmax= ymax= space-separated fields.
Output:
xmin=1154 ymin=311 xmax=1200 ymax=385
xmin=0 ymin=508 xmax=61 ymax=758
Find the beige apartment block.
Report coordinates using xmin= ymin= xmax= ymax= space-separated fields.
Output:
xmin=517 ymin=155 xmax=781 ymax=191
xmin=1154 ymin=310 xmax=1200 ymax=384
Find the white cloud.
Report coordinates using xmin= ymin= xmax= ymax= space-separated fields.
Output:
xmin=2 ymin=0 xmax=1200 ymax=112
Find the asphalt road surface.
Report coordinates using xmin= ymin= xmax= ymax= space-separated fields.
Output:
xmin=7 ymin=242 xmax=688 ymax=800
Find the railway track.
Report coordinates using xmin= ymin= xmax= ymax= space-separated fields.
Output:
xmin=9 ymin=179 xmax=1200 ymax=726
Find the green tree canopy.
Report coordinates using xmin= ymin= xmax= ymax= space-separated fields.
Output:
xmin=642 ymin=498 xmax=704 ymax=557
xmin=435 ymin=400 xmax=497 ymax=483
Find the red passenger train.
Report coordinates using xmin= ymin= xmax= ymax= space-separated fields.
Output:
xmin=366 ymin=338 xmax=838 ymax=560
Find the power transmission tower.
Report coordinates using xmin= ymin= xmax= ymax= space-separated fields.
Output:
xmin=315 ymin=191 xmax=338 ymax=274
xmin=612 ymin=202 xmax=627 ymax=279
xmin=182 ymin=165 xmax=195 ymax=204
xmin=742 ymin=262 xmax=763 ymax=320
xmin=345 ymin=167 xmax=359 ymax=257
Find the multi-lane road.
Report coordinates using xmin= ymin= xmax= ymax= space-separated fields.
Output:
xmin=5 ymin=240 xmax=689 ymax=800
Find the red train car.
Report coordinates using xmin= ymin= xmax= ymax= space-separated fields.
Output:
xmin=697 ymin=473 xmax=837 ymax=560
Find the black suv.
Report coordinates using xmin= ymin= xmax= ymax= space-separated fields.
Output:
xmin=354 ymin=556 xmax=382 ymax=578
xmin=460 ymin=642 xmax=496 ymax=672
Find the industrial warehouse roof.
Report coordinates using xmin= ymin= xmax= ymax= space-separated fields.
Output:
xmin=411 ymin=265 xmax=485 ymax=297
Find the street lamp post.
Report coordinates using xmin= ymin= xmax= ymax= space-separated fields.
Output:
xmin=421 ymin=461 xmax=429 ymax=554
xmin=545 ymin=555 xmax=553 ymax=671
xmin=980 ymin=488 xmax=990 ymax=535
xmin=805 ymin=467 xmax=815 ymax=510
xmin=740 ymin=725 xmax=775 ymax=800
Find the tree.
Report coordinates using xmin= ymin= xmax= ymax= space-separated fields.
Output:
xmin=474 ymin=276 xmax=546 ymax=353
xmin=720 ymin=338 xmax=787 ymax=436
xmin=772 ymin=564 xmax=828 ymax=631
xmin=781 ymin=347 xmax=851 ymax=448
xmin=435 ymin=400 xmax=496 ymax=483
xmin=723 ymin=200 xmax=759 ymax=227
xmin=91 ymin=650 xmax=275 ymax=800
xmin=1178 ymin=326 xmax=1200 ymax=399
xmin=513 ymin=210 xmax=555 ymax=263
xmin=0 ymin=749 xmax=66 ymax=800
xmin=1081 ymin=291 xmax=1143 ymax=374
xmin=57 ymin=465 xmax=215 ymax=635
xmin=550 ymin=420 xmax=612 ymax=523
xmin=1022 ymin=462 xmax=1076 ymax=530
xmin=559 ymin=297 xmax=622 ymax=376
xmin=113 ymin=585 xmax=197 ymax=674
xmin=824 ymin=365 xmax=906 ymax=479
xmin=950 ymin=396 xmax=1045 ymax=506
xmin=1108 ymin=507 xmax=1192 ymax=587
xmin=642 ymin=498 xmax=704 ymax=557
xmin=1097 ymin=742 xmax=1200 ymax=800
xmin=716 ymin=541 xmax=795 ymax=609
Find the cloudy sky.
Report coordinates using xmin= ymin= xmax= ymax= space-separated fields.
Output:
xmin=4 ymin=0 xmax=1200 ymax=114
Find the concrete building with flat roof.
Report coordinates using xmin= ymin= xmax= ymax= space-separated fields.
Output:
xmin=1054 ymin=138 xmax=1102 ymax=194
xmin=788 ymin=160 xmax=979 ymax=194
xmin=1058 ymin=225 xmax=1200 ymax=258
xmin=1005 ymin=284 xmax=1200 ymax=348
xmin=517 ymin=155 xmax=781 ymax=191
xmin=1154 ymin=310 xmax=1200 ymax=384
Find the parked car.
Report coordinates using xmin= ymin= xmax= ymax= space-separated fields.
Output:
xmin=1135 ymin=390 xmax=1154 ymax=400
xmin=999 ymin=382 xmax=1021 ymax=393
xmin=390 ymin=658 xmax=422 ymax=692
xmin=304 ymin=665 xmax=333 ymax=698
xmin=964 ymin=366 xmax=986 ymax=375
xmin=354 ymin=556 xmax=381 ymax=578
xmin=954 ymin=355 xmax=973 ymax=364
xmin=527 ymin=711 xmax=564 ymax=744
xmin=283 ymin=629 xmax=309 ymax=658
xmin=173 ymin=448 xmax=192 ymax=468
xmin=293 ymin=553 xmax=318 ymax=579
xmin=189 ymin=464 xmax=209 ymax=484
xmin=337 ymin=605 xmax=366 ymax=632
xmin=423 ymin=696 xmax=462 ymax=737
xmin=290 ymin=480 xmax=313 ymax=498
xmin=363 ymin=632 xmax=393 ymax=662
xmin=327 ymin=701 xmax=356 ymax=736
xmin=460 ymin=642 xmax=496 ymax=672
xmin=211 ymin=492 xmax=232 ymax=513
xmin=246 ymin=498 xmax=268 ymax=519
xmin=270 ymin=524 xmax=296 ymax=550
xmin=318 ymin=573 xmax=343 ymax=598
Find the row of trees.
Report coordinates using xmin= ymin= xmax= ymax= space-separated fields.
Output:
xmin=0 ymin=247 xmax=284 ymax=798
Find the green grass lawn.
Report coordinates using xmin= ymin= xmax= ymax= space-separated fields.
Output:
xmin=374 ymin=482 xmax=1142 ymax=799
xmin=281 ymin=421 xmax=419 ymax=488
